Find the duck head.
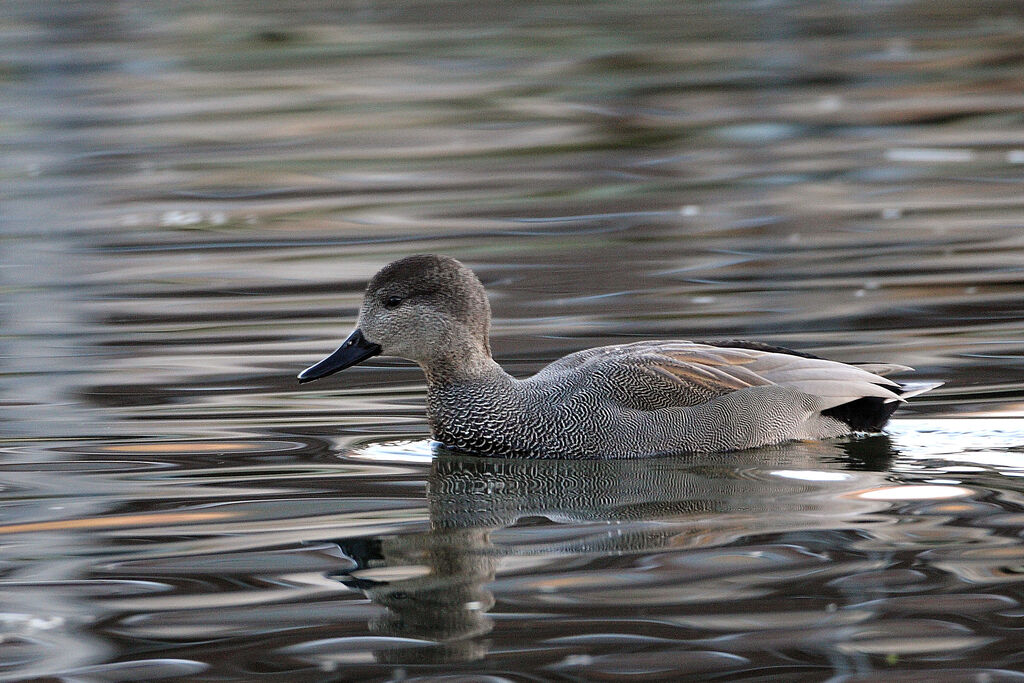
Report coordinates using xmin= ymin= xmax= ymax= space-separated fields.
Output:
xmin=298 ymin=254 xmax=493 ymax=383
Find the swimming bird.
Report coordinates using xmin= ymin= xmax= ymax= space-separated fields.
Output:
xmin=298 ymin=254 xmax=935 ymax=458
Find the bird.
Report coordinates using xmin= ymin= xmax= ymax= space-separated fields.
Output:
xmin=298 ymin=254 xmax=936 ymax=458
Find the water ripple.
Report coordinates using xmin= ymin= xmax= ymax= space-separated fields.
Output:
xmin=5 ymin=0 xmax=1024 ymax=679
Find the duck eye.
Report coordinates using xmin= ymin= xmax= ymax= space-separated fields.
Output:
xmin=384 ymin=295 xmax=404 ymax=309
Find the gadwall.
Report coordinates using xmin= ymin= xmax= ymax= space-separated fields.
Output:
xmin=298 ymin=254 xmax=936 ymax=458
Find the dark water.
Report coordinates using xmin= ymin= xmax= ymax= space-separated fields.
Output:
xmin=4 ymin=1 xmax=1024 ymax=679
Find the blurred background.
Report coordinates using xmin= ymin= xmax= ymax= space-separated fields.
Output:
xmin=5 ymin=0 xmax=1024 ymax=439
xmin=3 ymin=1 xmax=1024 ymax=680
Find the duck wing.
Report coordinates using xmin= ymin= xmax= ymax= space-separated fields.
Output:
xmin=698 ymin=339 xmax=913 ymax=377
xmin=538 ymin=340 xmax=905 ymax=412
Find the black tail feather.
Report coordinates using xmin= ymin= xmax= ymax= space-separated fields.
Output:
xmin=822 ymin=396 xmax=902 ymax=432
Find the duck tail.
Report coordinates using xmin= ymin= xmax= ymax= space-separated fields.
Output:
xmin=822 ymin=380 xmax=942 ymax=432
xmin=896 ymin=381 xmax=944 ymax=400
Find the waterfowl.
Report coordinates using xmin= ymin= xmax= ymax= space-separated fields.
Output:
xmin=298 ymin=254 xmax=935 ymax=458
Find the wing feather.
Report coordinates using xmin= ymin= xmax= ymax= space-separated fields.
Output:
xmin=533 ymin=340 xmax=909 ymax=413
xmin=548 ymin=340 xmax=906 ymax=411
xmin=854 ymin=363 xmax=914 ymax=377
xmin=646 ymin=361 xmax=754 ymax=391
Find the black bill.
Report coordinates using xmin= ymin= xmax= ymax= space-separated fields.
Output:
xmin=297 ymin=328 xmax=382 ymax=383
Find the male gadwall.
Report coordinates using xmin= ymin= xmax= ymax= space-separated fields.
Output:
xmin=298 ymin=254 xmax=936 ymax=458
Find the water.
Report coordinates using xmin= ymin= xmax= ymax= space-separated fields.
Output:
xmin=3 ymin=0 xmax=1024 ymax=679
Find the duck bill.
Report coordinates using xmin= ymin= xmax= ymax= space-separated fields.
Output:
xmin=297 ymin=328 xmax=382 ymax=384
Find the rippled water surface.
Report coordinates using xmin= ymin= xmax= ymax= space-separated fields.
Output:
xmin=4 ymin=1 xmax=1024 ymax=679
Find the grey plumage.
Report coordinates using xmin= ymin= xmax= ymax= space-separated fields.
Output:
xmin=299 ymin=254 xmax=938 ymax=458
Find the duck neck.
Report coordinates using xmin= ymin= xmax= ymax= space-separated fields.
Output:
xmin=420 ymin=342 xmax=509 ymax=387
xmin=422 ymin=343 xmax=520 ymax=453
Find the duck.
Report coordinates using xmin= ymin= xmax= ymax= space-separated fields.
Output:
xmin=298 ymin=254 xmax=936 ymax=458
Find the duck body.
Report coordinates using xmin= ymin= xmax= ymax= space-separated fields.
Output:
xmin=425 ymin=341 xmax=906 ymax=458
xmin=298 ymin=255 xmax=934 ymax=459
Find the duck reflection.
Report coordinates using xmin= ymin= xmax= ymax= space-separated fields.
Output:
xmin=337 ymin=528 xmax=496 ymax=664
xmin=331 ymin=437 xmax=896 ymax=664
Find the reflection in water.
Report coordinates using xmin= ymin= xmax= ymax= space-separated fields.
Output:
xmin=340 ymin=531 xmax=496 ymax=664
xmin=326 ymin=442 xmax=891 ymax=666
xmin=273 ymin=433 xmax=1024 ymax=678
xmin=0 ymin=428 xmax=1022 ymax=679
